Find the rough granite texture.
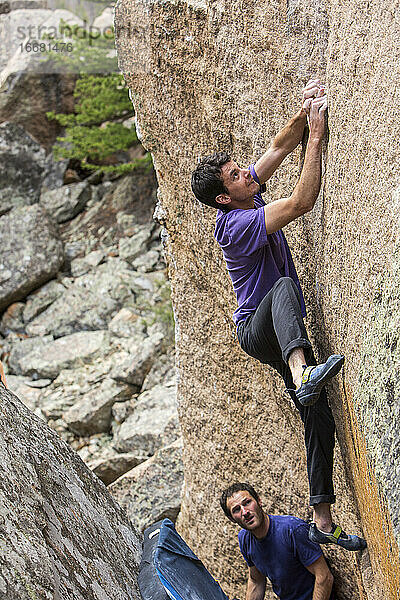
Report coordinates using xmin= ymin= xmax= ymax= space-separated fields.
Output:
xmin=0 ymin=204 xmax=64 ymax=311
xmin=115 ymin=0 xmax=400 ymax=598
xmin=110 ymin=439 xmax=183 ymax=533
xmin=0 ymin=384 xmax=142 ymax=599
xmin=0 ymin=122 xmax=45 ymax=213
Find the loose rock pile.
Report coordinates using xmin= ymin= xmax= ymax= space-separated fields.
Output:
xmin=0 ymin=122 xmax=183 ymax=532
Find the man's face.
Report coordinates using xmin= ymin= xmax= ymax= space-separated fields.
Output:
xmin=226 ymin=490 xmax=265 ymax=531
xmin=219 ymin=161 xmax=259 ymax=205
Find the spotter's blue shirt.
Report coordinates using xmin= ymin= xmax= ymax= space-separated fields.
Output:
xmin=238 ymin=515 xmax=322 ymax=600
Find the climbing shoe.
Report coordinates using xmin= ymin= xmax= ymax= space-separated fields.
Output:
xmin=295 ymin=354 xmax=345 ymax=407
xmin=309 ymin=522 xmax=367 ymax=551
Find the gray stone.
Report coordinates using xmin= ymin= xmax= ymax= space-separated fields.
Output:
xmin=86 ymin=170 xmax=104 ymax=185
xmin=0 ymin=385 xmax=142 ymax=599
xmin=131 ymin=274 xmax=155 ymax=293
xmin=69 ymin=259 xmax=91 ymax=278
xmin=0 ymin=204 xmax=64 ymax=312
xmin=142 ymin=352 xmax=176 ymax=391
xmin=40 ymin=385 xmax=79 ymax=420
xmin=109 ymin=173 xmax=156 ymax=218
xmin=17 ymin=330 xmax=111 ymax=380
xmin=110 ymin=439 xmax=183 ymax=532
xmin=23 ymin=280 xmax=65 ymax=324
xmin=5 ymin=374 xmax=43 ymax=415
xmin=64 ymin=241 xmax=86 ymax=262
xmin=60 ymin=172 xmax=156 ymax=250
xmin=26 ymin=259 xmax=137 ymax=338
xmin=87 ymin=450 xmax=143 ymax=486
xmin=38 ymin=351 xmax=133 ymax=420
xmin=52 ymin=352 xmax=126 ymax=391
xmin=0 ymin=302 xmax=25 ymax=335
xmin=108 ymin=307 xmax=146 ymax=339
xmin=64 ymin=379 xmax=133 ymax=436
xmin=40 ymin=181 xmax=92 ymax=223
xmin=132 ymin=272 xmax=166 ymax=309
xmin=0 ymin=122 xmax=45 ymax=214
xmin=118 ymin=226 xmax=153 ymax=263
xmin=92 ymin=5 xmax=113 ymax=30
xmin=111 ymin=397 xmax=137 ymax=428
xmin=111 ymin=331 xmax=164 ymax=386
xmin=132 ymin=249 xmax=160 ymax=272
xmin=116 ymin=212 xmax=136 ymax=229
xmin=0 ymin=10 xmax=80 ymax=147
xmin=8 ymin=335 xmax=54 ymax=375
xmin=25 ymin=378 xmax=52 ymax=388
xmin=113 ymin=381 xmax=178 ymax=454
xmin=70 ymin=250 xmax=105 ymax=277
xmin=40 ymin=152 xmax=69 ymax=193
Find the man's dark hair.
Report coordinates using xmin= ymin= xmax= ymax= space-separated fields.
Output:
xmin=191 ymin=151 xmax=231 ymax=210
xmin=220 ymin=482 xmax=261 ymax=522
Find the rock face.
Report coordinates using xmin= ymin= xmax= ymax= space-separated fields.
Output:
xmin=110 ymin=439 xmax=184 ymax=533
xmin=0 ymin=384 xmax=142 ymax=599
xmin=0 ymin=122 xmax=46 ymax=213
xmin=40 ymin=182 xmax=92 ymax=224
xmin=0 ymin=204 xmax=64 ymax=311
xmin=114 ymin=381 xmax=178 ymax=455
xmin=0 ymin=7 xmax=80 ymax=148
xmin=115 ymin=2 xmax=400 ymax=598
xmin=0 ymin=157 xmax=181 ymax=549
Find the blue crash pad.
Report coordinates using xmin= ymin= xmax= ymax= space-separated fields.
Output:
xmin=138 ymin=519 xmax=229 ymax=600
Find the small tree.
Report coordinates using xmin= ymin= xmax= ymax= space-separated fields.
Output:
xmin=46 ymin=20 xmax=151 ymax=174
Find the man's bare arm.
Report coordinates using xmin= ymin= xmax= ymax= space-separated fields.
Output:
xmin=306 ymin=556 xmax=334 ymax=600
xmin=254 ymin=79 xmax=322 ymax=184
xmin=254 ymin=109 xmax=307 ymax=184
xmin=263 ymin=93 xmax=327 ymax=234
xmin=245 ymin=566 xmax=266 ymax=600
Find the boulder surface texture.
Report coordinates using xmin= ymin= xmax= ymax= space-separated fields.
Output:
xmin=0 ymin=204 xmax=64 ymax=312
xmin=0 ymin=122 xmax=45 ymax=213
xmin=115 ymin=1 xmax=400 ymax=599
xmin=0 ymin=384 xmax=142 ymax=599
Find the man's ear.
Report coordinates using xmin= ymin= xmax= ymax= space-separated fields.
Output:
xmin=215 ymin=194 xmax=231 ymax=206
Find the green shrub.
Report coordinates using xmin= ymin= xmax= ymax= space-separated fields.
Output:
xmin=45 ymin=21 xmax=152 ymax=174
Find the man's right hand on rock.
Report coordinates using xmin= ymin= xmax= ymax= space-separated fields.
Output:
xmin=302 ymin=78 xmax=326 ymax=114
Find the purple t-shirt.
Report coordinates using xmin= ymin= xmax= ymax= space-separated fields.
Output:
xmin=214 ymin=165 xmax=306 ymax=326
xmin=238 ymin=515 xmax=323 ymax=600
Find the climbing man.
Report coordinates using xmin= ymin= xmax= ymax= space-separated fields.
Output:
xmin=191 ymin=80 xmax=366 ymax=550
xmin=220 ymin=482 xmax=334 ymax=600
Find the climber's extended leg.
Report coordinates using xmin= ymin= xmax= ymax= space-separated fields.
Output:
xmin=277 ymin=366 xmax=366 ymax=551
xmin=237 ymin=277 xmax=337 ymax=506
xmin=285 ymin=380 xmax=335 ymax=511
xmin=237 ymin=276 xmax=366 ymax=551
